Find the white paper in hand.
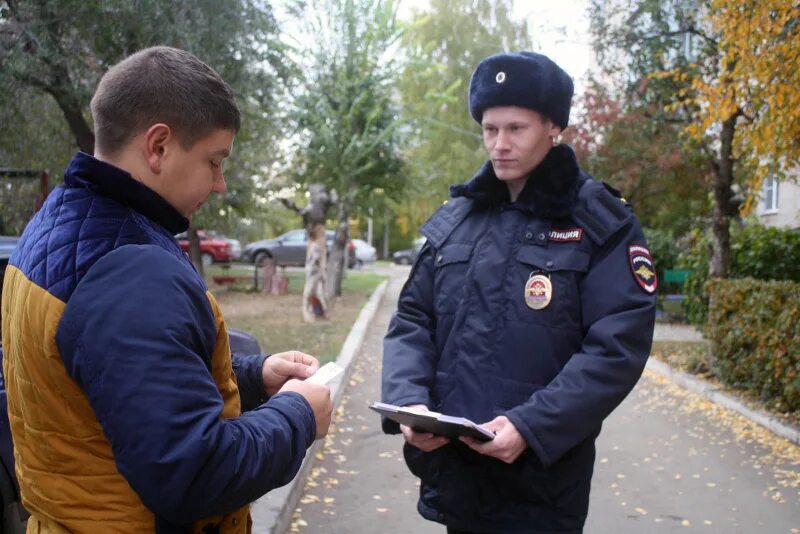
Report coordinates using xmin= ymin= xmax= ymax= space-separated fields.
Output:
xmin=306 ymin=362 xmax=344 ymax=385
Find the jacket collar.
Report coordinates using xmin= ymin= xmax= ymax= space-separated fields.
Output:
xmin=64 ymin=152 xmax=189 ymax=234
xmin=450 ymin=144 xmax=584 ymax=219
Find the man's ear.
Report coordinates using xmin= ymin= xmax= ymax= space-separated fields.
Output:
xmin=548 ymin=122 xmax=563 ymax=139
xmin=144 ymin=123 xmax=172 ymax=174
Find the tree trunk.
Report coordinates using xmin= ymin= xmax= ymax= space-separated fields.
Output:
xmin=55 ymin=95 xmax=95 ymax=154
xmin=46 ymin=74 xmax=96 ymax=153
xmin=326 ymin=199 xmax=349 ymax=300
xmin=187 ymin=225 xmax=204 ymax=278
xmin=302 ymin=223 xmax=329 ymax=322
xmin=301 ymin=184 xmax=333 ymax=318
xmin=709 ymin=115 xmax=737 ymax=279
xmin=382 ymin=211 xmax=390 ymax=260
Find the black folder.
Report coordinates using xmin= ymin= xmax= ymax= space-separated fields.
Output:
xmin=370 ymin=402 xmax=495 ymax=442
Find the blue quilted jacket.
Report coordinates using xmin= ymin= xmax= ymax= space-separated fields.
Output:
xmin=2 ymin=152 xmax=315 ymax=533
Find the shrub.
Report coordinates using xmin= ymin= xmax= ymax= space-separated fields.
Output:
xmin=706 ymin=278 xmax=800 ymax=412
xmin=679 ymin=224 xmax=800 ymax=327
xmin=678 ymin=229 xmax=710 ymax=325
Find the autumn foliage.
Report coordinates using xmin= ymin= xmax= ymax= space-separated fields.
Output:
xmin=686 ymin=0 xmax=800 ymax=207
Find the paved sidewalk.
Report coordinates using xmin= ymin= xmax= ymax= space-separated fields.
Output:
xmin=283 ymin=271 xmax=440 ymax=533
xmin=653 ymin=323 xmax=705 ymax=342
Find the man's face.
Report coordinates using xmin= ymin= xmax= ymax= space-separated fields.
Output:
xmin=482 ymin=107 xmax=561 ymax=182
xmin=158 ymin=128 xmax=235 ymax=219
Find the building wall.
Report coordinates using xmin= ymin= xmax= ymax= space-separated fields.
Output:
xmin=758 ymin=172 xmax=800 ymax=229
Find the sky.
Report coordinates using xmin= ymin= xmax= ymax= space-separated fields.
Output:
xmin=397 ymin=0 xmax=595 ymax=97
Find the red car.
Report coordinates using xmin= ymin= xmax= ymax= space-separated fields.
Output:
xmin=175 ymin=231 xmax=233 ymax=266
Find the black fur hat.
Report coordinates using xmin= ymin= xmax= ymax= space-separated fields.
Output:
xmin=468 ymin=51 xmax=574 ymax=129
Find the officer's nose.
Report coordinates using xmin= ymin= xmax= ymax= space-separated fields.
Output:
xmin=494 ymin=129 xmax=511 ymax=151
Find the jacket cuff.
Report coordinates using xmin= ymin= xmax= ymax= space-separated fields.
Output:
xmin=268 ymin=391 xmax=316 ymax=448
xmin=232 ymin=353 xmax=269 ymax=412
xmin=505 ymin=409 xmax=551 ymax=467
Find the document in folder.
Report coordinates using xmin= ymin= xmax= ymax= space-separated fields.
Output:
xmin=369 ymin=402 xmax=495 ymax=442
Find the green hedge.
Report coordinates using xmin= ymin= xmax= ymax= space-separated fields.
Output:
xmin=706 ymin=278 xmax=800 ymax=412
xmin=680 ymin=224 xmax=800 ymax=327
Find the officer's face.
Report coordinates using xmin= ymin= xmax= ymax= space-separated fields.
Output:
xmin=482 ymin=107 xmax=562 ymax=183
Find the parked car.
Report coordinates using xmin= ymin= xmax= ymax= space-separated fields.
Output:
xmin=392 ymin=247 xmax=419 ymax=265
xmin=206 ymin=230 xmax=241 ymax=261
xmin=175 ymin=230 xmax=234 ymax=266
xmin=392 ymin=237 xmax=426 ymax=265
xmin=0 ymin=237 xmax=260 ymax=533
xmin=242 ymin=229 xmax=356 ymax=269
xmin=351 ymin=239 xmax=377 ymax=267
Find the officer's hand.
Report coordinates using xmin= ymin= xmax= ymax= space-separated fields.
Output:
xmin=399 ymin=404 xmax=450 ymax=452
xmin=460 ymin=415 xmax=527 ymax=464
xmin=262 ymin=351 xmax=320 ymax=396
xmin=279 ymin=379 xmax=332 ymax=439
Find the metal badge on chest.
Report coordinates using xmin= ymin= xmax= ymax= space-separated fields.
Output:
xmin=524 ymin=271 xmax=552 ymax=310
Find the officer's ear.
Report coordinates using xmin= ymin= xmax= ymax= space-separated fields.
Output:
xmin=547 ymin=121 xmax=562 ymax=139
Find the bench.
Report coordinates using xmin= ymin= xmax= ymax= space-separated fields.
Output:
xmin=663 ymin=269 xmax=691 ymax=284
xmin=212 ymin=275 xmax=253 ymax=286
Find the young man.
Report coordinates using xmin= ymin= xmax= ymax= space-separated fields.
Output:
xmin=1 ymin=47 xmax=332 ymax=533
xmin=382 ymin=51 xmax=657 ymax=533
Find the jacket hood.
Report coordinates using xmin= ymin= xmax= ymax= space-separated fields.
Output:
xmin=450 ymin=144 xmax=583 ymax=219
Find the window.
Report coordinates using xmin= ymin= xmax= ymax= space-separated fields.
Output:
xmin=282 ymin=230 xmax=306 ymax=244
xmin=759 ymin=177 xmax=779 ymax=214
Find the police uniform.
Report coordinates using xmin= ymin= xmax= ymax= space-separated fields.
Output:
xmin=381 ymin=52 xmax=657 ymax=534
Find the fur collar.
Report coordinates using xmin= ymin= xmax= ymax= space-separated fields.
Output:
xmin=450 ymin=144 xmax=584 ymax=219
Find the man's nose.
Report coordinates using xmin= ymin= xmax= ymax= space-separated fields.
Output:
xmin=494 ymin=130 xmax=511 ymax=151
xmin=213 ymin=172 xmax=227 ymax=194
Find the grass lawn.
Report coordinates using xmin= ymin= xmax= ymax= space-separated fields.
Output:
xmin=210 ymin=267 xmax=386 ymax=365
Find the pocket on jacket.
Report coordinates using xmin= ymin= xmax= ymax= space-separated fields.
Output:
xmin=510 ymin=245 xmax=590 ymax=328
xmin=433 ymin=243 xmax=473 ymax=314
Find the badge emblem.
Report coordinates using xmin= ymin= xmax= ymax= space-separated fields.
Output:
xmin=495 ymin=71 xmax=506 ymax=83
xmin=628 ymin=245 xmax=657 ymax=293
xmin=524 ymin=273 xmax=552 ymax=310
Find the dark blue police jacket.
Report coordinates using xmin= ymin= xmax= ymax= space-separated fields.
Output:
xmin=382 ymin=145 xmax=656 ymax=534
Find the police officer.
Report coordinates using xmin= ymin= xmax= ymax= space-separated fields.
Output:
xmin=381 ymin=51 xmax=657 ymax=534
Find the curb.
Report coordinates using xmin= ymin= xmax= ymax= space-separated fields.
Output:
xmin=251 ymin=279 xmax=389 ymax=534
xmin=646 ymin=358 xmax=800 ymax=445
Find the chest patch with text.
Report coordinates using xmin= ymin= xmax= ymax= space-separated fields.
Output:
xmin=548 ymin=228 xmax=583 ymax=242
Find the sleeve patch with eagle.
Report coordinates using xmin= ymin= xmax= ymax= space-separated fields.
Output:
xmin=628 ymin=245 xmax=657 ymax=293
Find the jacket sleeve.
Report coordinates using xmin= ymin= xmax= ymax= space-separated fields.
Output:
xmin=232 ymin=353 xmax=269 ymax=412
xmin=381 ymin=243 xmax=438 ymax=433
xmin=505 ymin=217 xmax=656 ymax=467
xmin=56 ymin=245 xmax=316 ymax=524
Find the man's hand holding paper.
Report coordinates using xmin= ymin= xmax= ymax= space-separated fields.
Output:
xmin=459 ymin=415 xmax=527 ymax=464
xmin=399 ymin=404 xmax=450 ymax=452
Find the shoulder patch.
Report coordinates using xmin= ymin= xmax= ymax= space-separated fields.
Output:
xmin=629 ymin=245 xmax=657 ymax=293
